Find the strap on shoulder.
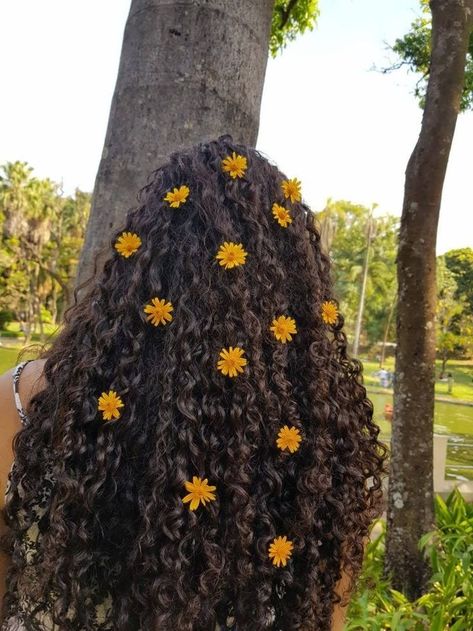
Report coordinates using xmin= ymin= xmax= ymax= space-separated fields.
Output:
xmin=12 ymin=360 xmax=32 ymax=426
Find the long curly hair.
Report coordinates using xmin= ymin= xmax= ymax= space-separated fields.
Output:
xmin=4 ymin=136 xmax=386 ymax=631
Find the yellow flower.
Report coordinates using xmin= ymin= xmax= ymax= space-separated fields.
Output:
xmin=144 ymin=297 xmax=174 ymax=326
xmin=272 ymin=203 xmax=292 ymax=228
xmin=114 ymin=231 xmax=142 ymax=258
xmin=222 ymin=152 xmax=247 ymax=179
xmin=321 ymin=300 xmax=339 ymax=325
xmin=182 ymin=476 xmax=217 ymax=511
xmin=270 ymin=315 xmax=297 ymax=343
xmin=276 ymin=425 xmax=302 ymax=453
xmin=268 ymin=535 xmax=294 ymax=567
xmin=215 ymin=242 xmax=248 ymax=269
xmin=98 ymin=390 xmax=124 ymax=421
xmin=164 ymin=185 xmax=190 ymax=208
xmin=281 ymin=178 xmax=302 ymax=203
xmin=217 ymin=346 xmax=247 ymax=378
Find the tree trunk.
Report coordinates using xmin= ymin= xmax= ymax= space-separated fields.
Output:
xmin=36 ymin=296 xmax=45 ymax=343
xmin=353 ymin=210 xmax=375 ymax=357
xmin=386 ymin=0 xmax=473 ymax=599
xmin=75 ymin=0 xmax=274 ymax=288
xmin=440 ymin=356 xmax=448 ymax=379
xmin=380 ymin=298 xmax=395 ymax=368
xmin=50 ymin=282 xmax=58 ymax=325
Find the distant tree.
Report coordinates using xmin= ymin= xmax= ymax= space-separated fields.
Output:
xmin=0 ymin=162 xmax=89 ymax=335
xmin=385 ymin=0 xmax=473 ymax=599
xmin=0 ymin=161 xmax=44 ymax=340
xmin=317 ymin=200 xmax=398 ymax=350
xmin=385 ymin=0 xmax=473 ymax=110
xmin=444 ymin=247 xmax=473 ymax=314
xmin=436 ymin=257 xmax=470 ymax=376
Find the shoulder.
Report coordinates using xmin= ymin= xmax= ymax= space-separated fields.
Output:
xmin=0 ymin=359 xmax=47 ymax=509
xmin=0 ymin=358 xmax=48 ymax=405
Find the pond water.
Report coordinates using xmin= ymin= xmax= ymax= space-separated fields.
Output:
xmin=369 ymin=392 xmax=473 ymax=481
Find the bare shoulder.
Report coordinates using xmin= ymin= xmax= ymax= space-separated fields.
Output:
xmin=0 ymin=358 xmax=48 ymax=402
xmin=0 ymin=359 xmax=47 ymax=508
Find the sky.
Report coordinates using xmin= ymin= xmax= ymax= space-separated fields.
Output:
xmin=0 ymin=0 xmax=471 ymax=254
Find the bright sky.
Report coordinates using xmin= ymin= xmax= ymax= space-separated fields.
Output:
xmin=0 ymin=0 xmax=471 ymax=254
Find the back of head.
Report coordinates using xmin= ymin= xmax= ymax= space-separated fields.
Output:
xmin=6 ymin=136 xmax=385 ymax=630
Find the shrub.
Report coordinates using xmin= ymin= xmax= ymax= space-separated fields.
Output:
xmin=0 ymin=310 xmax=14 ymax=329
xmin=346 ymin=490 xmax=473 ymax=630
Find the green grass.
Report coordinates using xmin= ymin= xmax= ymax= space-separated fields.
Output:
xmin=3 ymin=321 xmax=58 ymax=338
xmin=0 ymin=322 xmax=59 ymax=372
xmin=0 ymin=345 xmax=23 ymax=373
xmin=0 ymin=342 xmax=44 ymax=373
xmin=361 ymin=358 xmax=473 ymax=402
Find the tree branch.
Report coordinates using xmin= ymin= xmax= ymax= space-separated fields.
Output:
xmin=280 ymin=0 xmax=298 ymax=29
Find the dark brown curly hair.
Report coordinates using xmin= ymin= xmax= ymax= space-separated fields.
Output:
xmin=4 ymin=135 xmax=386 ymax=630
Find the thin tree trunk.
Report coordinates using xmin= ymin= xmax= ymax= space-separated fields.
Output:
xmin=380 ymin=298 xmax=395 ymax=368
xmin=50 ymin=282 xmax=58 ymax=325
xmin=353 ymin=211 xmax=375 ymax=357
xmin=386 ymin=0 xmax=473 ymax=598
xmin=75 ymin=0 xmax=274 ymax=288
xmin=36 ymin=296 xmax=45 ymax=343
xmin=318 ymin=210 xmax=336 ymax=255
xmin=440 ymin=356 xmax=448 ymax=379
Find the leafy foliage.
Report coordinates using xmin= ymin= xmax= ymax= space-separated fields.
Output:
xmin=347 ymin=490 xmax=473 ymax=629
xmin=444 ymin=248 xmax=473 ymax=315
xmin=436 ymin=254 xmax=473 ymax=372
xmin=270 ymin=0 xmax=319 ymax=56
xmin=317 ymin=200 xmax=399 ymax=349
xmin=387 ymin=0 xmax=473 ymax=110
xmin=0 ymin=161 xmax=89 ymax=339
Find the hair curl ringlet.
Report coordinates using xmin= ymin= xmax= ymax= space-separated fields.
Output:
xmin=3 ymin=134 xmax=387 ymax=631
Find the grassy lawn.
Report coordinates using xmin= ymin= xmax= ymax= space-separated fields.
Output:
xmin=0 ymin=322 xmax=59 ymax=373
xmin=2 ymin=321 xmax=58 ymax=338
xmin=362 ymin=358 xmax=473 ymax=402
xmin=0 ymin=345 xmax=23 ymax=373
xmin=0 ymin=341 xmax=44 ymax=373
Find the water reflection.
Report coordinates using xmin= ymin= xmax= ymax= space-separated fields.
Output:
xmin=368 ymin=392 xmax=473 ymax=481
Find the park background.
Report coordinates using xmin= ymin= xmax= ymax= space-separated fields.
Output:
xmin=0 ymin=0 xmax=472 ymax=628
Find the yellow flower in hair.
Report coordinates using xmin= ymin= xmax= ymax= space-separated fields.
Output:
xmin=222 ymin=152 xmax=247 ymax=179
xmin=321 ymin=300 xmax=339 ymax=325
xmin=276 ymin=425 xmax=302 ymax=453
xmin=272 ymin=203 xmax=292 ymax=228
xmin=217 ymin=346 xmax=247 ymax=377
xmin=270 ymin=315 xmax=297 ymax=343
xmin=268 ymin=535 xmax=294 ymax=567
xmin=98 ymin=390 xmax=124 ymax=421
xmin=216 ymin=242 xmax=248 ymax=269
xmin=281 ymin=178 xmax=302 ymax=203
xmin=144 ymin=297 xmax=174 ymax=326
xmin=164 ymin=185 xmax=190 ymax=208
xmin=182 ymin=476 xmax=217 ymax=511
xmin=115 ymin=231 xmax=142 ymax=258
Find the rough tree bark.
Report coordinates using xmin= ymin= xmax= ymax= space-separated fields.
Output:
xmin=386 ymin=0 xmax=473 ymax=599
xmin=76 ymin=0 xmax=274 ymax=287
